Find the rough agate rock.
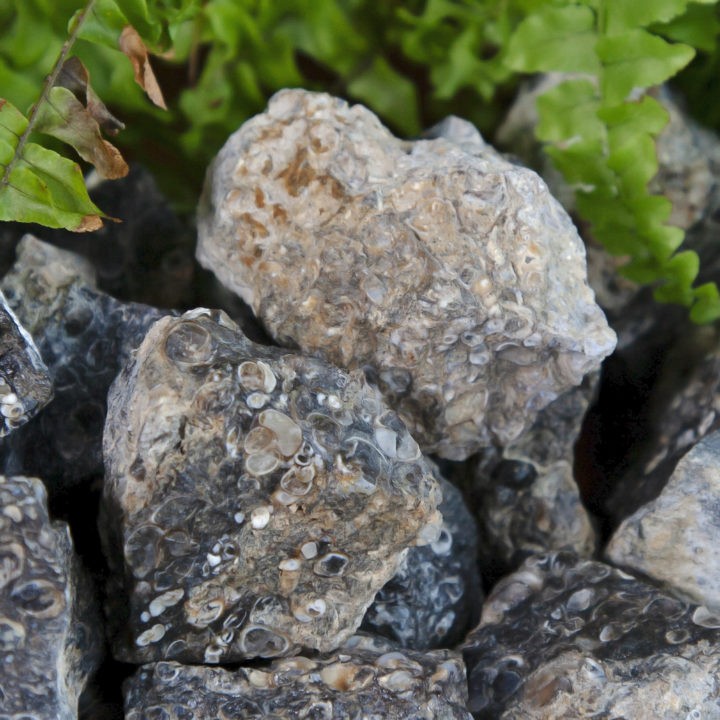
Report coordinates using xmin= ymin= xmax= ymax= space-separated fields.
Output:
xmin=0 ymin=289 xmax=52 ymax=437
xmin=125 ymin=635 xmax=471 ymax=719
xmin=0 ymin=475 xmax=103 ymax=719
xmin=197 ymin=89 xmax=615 ymax=459
xmin=102 ymin=310 xmax=441 ymax=663
xmin=0 ymin=235 xmax=169 ymax=490
xmin=606 ymin=431 xmax=720 ymax=612
xmin=362 ymin=475 xmax=481 ymax=649
xmin=464 ymin=552 xmax=720 ymax=719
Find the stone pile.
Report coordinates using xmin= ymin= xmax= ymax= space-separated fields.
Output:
xmin=3 ymin=88 xmax=720 ymax=719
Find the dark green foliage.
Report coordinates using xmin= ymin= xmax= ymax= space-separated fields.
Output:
xmin=1 ymin=0 xmax=720 ymax=319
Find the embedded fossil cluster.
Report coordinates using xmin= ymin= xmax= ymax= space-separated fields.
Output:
xmin=197 ymin=89 xmax=616 ymax=459
xmin=0 ymin=475 xmax=102 ymax=719
xmin=102 ymin=309 xmax=442 ymax=663
xmin=361 ymin=474 xmax=481 ymax=649
xmin=464 ymin=552 xmax=720 ymax=718
xmin=125 ymin=634 xmax=472 ymax=720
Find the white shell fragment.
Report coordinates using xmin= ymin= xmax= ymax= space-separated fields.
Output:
xmin=197 ymin=89 xmax=616 ymax=459
xmin=101 ymin=310 xmax=441 ymax=663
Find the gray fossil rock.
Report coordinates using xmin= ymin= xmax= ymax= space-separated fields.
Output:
xmin=0 ymin=288 xmax=52 ymax=437
xmin=102 ymin=309 xmax=441 ymax=664
xmin=464 ymin=552 xmax=720 ymax=719
xmin=0 ymin=235 xmax=169 ymax=491
xmin=361 ymin=474 xmax=481 ymax=650
xmin=470 ymin=378 xmax=597 ymax=574
xmin=124 ymin=634 xmax=471 ymax=720
xmin=0 ymin=475 xmax=103 ymax=719
xmin=197 ymin=89 xmax=615 ymax=460
xmin=606 ymin=430 xmax=720 ymax=612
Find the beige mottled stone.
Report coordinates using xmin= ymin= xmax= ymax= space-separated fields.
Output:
xmin=197 ymin=89 xmax=615 ymax=460
xmin=606 ymin=431 xmax=720 ymax=611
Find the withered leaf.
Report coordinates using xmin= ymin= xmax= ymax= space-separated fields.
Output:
xmin=119 ymin=25 xmax=167 ymax=110
xmin=56 ymin=56 xmax=125 ymax=135
xmin=34 ymin=86 xmax=129 ymax=179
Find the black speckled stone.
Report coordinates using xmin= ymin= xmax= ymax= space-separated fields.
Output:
xmin=464 ymin=552 xmax=720 ymax=719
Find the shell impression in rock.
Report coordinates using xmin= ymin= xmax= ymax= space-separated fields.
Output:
xmin=0 ymin=235 xmax=170 ymax=490
xmin=101 ymin=309 xmax=441 ymax=663
xmin=124 ymin=635 xmax=472 ymax=720
xmin=463 ymin=552 xmax=720 ymax=719
xmin=0 ymin=287 xmax=53 ymax=437
xmin=0 ymin=475 xmax=103 ymax=719
xmin=197 ymin=89 xmax=616 ymax=459
xmin=606 ymin=430 xmax=720 ymax=613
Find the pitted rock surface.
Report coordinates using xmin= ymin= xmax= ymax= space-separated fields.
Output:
xmin=0 ymin=288 xmax=52 ymax=437
xmin=102 ymin=310 xmax=441 ymax=663
xmin=0 ymin=475 xmax=103 ymax=719
xmin=197 ymin=89 xmax=615 ymax=460
xmin=0 ymin=235 xmax=170 ymax=490
xmin=361 ymin=474 xmax=481 ymax=649
xmin=472 ymin=455 xmax=595 ymax=577
xmin=124 ymin=635 xmax=471 ymax=719
xmin=607 ymin=430 xmax=720 ymax=612
xmin=464 ymin=552 xmax=720 ymax=719
xmin=470 ymin=378 xmax=598 ymax=574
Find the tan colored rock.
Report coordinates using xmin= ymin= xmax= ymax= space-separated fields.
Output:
xmin=197 ymin=89 xmax=615 ymax=460
xmin=606 ymin=430 xmax=720 ymax=611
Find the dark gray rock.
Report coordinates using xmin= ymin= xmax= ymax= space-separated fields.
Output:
xmin=464 ymin=552 xmax=720 ymax=719
xmin=0 ymin=475 xmax=103 ymax=719
xmin=361 ymin=474 xmax=481 ymax=649
xmin=0 ymin=289 xmax=52 ymax=437
xmin=124 ymin=634 xmax=472 ymax=720
xmin=606 ymin=430 xmax=720 ymax=612
xmin=470 ymin=379 xmax=597 ymax=576
xmin=101 ymin=309 xmax=441 ymax=664
xmin=0 ymin=235 xmax=169 ymax=491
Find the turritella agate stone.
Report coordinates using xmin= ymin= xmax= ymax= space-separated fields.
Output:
xmin=101 ymin=309 xmax=441 ymax=663
xmin=197 ymin=89 xmax=615 ymax=459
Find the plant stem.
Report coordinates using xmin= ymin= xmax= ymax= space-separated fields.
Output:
xmin=1 ymin=0 xmax=96 ymax=188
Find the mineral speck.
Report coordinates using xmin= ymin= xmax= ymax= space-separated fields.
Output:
xmin=0 ymin=475 xmax=103 ymax=719
xmin=102 ymin=309 xmax=441 ymax=663
xmin=464 ymin=552 xmax=720 ymax=719
xmin=197 ymin=89 xmax=615 ymax=460
xmin=124 ymin=634 xmax=472 ymax=719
